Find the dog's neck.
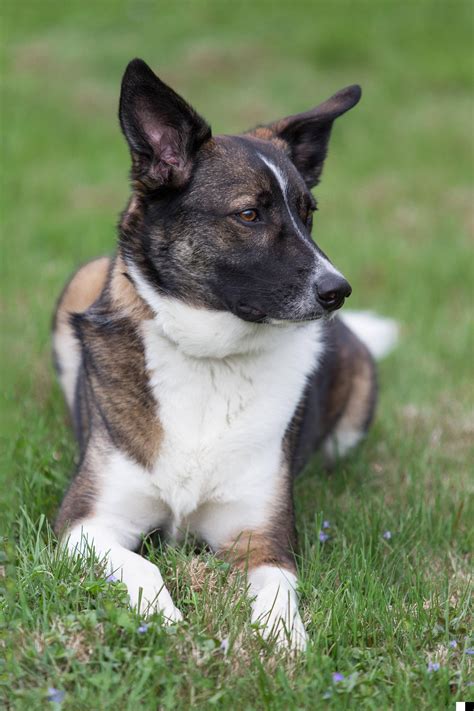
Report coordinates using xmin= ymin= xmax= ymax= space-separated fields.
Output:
xmin=118 ymin=256 xmax=317 ymax=360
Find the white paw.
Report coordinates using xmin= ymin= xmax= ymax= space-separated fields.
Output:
xmin=130 ymin=591 xmax=183 ymax=624
xmin=116 ymin=557 xmax=183 ymax=624
xmin=251 ymin=594 xmax=308 ymax=652
xmin=128 ymin=582 xmax=183 ymax=623
xmin=151 ymin=601 xmax=183 ymax=625
xmin=248 ymin=566 xmax=308 ymax=652
xmin=65 ymin=524 xmax=184 ymax=624
xmin=253 ymin=608 xmax=308 ymax=652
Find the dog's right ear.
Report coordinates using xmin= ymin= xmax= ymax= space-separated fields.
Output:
xmin=119 ymin=58 xmax=211 ymax=188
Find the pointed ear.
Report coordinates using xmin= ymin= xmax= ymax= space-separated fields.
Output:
xmin=252 ymin=85 xmax=361 ymax=188
xmin=119 ymin=58 xmax=211 ymax=188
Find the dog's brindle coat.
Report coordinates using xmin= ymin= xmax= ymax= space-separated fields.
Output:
xmin=53 ymin=59 xmax=375 ymax=651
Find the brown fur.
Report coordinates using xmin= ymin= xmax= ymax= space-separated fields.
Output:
xmin=54 ymin=438 xmax=102 ymax=535
xmin=218 ymin=458 xmax=296 ymax=574
xmin=326 ymin=327 xmax=375 ymax=428
xmin=287 ymin=318 xmax=376 ymax=476
xmin=54 ymin=256 xmax=110 ymax=331
xmin=53 ymin=257 xmax=109 ymax=383
xmin=219 ymin=529 xmax=296 ymax=574
xmin=53 ymin=253 xmax=163 ymax=534
xmin=330 ymin=338 xmax=376 ymax=437
xmin=245 ymin=127 xmax=289 ymax=155
xmin=109 ymin=254 xmax=153 ymax=320
xmin=53 ymin=256 xmax=111 ymax=422
xmin=71 ymin=303 xmax=163 ymax=469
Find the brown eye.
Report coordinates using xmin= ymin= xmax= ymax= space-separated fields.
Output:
xmin=238 ymin=209 xmax=259 ymax=223
xmin=306 ymin=205 xmax=317 ymax=229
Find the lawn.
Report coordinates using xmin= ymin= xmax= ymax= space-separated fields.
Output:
xmin=1 ymin=1 xmax=473 ymax=708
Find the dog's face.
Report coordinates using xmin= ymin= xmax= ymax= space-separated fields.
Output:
xmin=119 ymin=59 xmax=361 ymax=324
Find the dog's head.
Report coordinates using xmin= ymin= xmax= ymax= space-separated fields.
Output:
xmin=119 ymin=59 xmax=361 ymax=326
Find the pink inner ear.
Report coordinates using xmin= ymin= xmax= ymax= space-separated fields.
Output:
xmin=160 ymin=144 xmax=180 ymax=167
xmin=146 ymin=125 xmax=165 ymax=150
xmin=144 ymin=120 xmax=182 ymax=169
xmin=136 ymin=103 xmax=194 ymax=185
xmin=146 ymin=124 xmax=187 ymax=184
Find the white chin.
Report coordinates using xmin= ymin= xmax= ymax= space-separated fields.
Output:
xmin=266 ymin=315 xmax=323 ymax=326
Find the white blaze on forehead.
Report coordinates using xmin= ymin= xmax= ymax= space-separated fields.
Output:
xmin=257 ymin=152 xmax=344 ymax=279
xmin=257 ymin=152 xmax=307 ymax=242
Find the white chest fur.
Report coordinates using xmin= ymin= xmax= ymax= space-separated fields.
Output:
xmin=139 ymin=299 xmax=324 ymax=530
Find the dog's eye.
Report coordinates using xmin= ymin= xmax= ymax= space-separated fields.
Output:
xmin=306 ymin=204 xmax=317 ymax=229
xmin=237 ymin=209 xmax=259 ymax=223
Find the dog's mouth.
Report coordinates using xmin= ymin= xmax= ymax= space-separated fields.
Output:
xmin=235 ymin=302 xmax=330 ymax=326
xmin=235 ymin=303 xmax=268 ymax=322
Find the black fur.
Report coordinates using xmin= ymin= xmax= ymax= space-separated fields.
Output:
xmin=119 ymin=58 xmax=211 ymax=188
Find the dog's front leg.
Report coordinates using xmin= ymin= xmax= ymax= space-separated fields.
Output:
xmin=65 ymin=521 xmax=182 ymax=623
xmin=216 ymin=528 xmax=307 ymax=652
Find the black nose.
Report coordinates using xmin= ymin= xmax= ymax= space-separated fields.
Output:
xmin=316 ymin=272 xmax=352 ymax=311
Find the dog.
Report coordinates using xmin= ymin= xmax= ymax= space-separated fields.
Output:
xmin=52 ymin=58 xmax=397 ymax=651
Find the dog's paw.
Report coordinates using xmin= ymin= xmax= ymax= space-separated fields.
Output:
xmin=273 ymin=611 xmax=308 ymax=652
xmin=129 ymin=583 xmax=183 ymax=623
xmin=130 ymin=589 xmax=183 ymax=624
xmin=122 ymin=559 xmax=183 ymax=623
xmin=254 ymin=610 xmax=308 ymax=653
xmin=154 ymin=601 xmax=183 ymax=625
xmin=251 ymin=595 xmax=308 ymax=652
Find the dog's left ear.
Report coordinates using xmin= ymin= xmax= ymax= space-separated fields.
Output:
xmin=253 ymin=85 xmax=361 ymax=188
xmin=119 ymin=58 xmax=211 ymax=188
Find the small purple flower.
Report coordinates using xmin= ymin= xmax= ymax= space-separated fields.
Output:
xmin=427 ymin=662 xmax=440 ymax=673
xmin=106 ymin=573 xmax=119 ymax=583
xmin=332 ymin=672 xmax=345 ymax=683
xmin=448 ymin=640 xmax=457 ymax=649
xmin=319 ymin=532 xmax=329 ymax=543
xmin=220 ymin=638 xmax=229 ymax=654
xmin=47 ymin=688 xmax=65 ymax=703
xmin=382 ymin=530 xmax=392 ymax=540
xmin=465 ymin=648 xmax=474 ymax=655
xmin=322 ymin=520 xmax=330 ymax=530
xmin=137 ymin=624 xmax=149 ymax=634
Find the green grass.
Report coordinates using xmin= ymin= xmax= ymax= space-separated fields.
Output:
xmin=1 ymin=1 xmax=473 ymax=708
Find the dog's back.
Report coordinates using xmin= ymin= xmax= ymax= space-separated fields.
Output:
xmin=53 ymin=257 xmax=110 ymax=414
